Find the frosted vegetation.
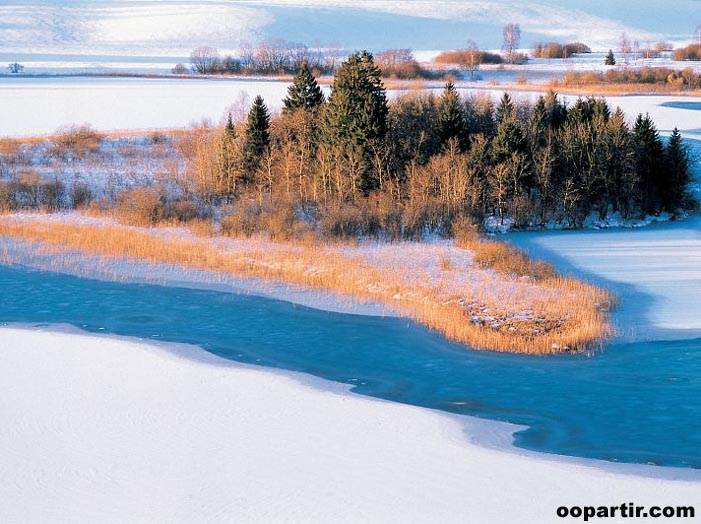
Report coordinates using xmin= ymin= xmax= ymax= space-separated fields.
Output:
xmin=0 ymin=53 xmax=695 ymax=236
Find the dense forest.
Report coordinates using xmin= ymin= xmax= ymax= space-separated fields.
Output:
xmin=186 ymin=51 xmax=693 ymax=239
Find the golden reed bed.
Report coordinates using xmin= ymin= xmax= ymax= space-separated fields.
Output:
xmin=0 ymin=215 xmax=615 ymax=354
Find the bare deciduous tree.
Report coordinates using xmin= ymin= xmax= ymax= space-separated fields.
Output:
xmin=618 ymin=32 xmax=631 ymax=66
xmin=694 ymin=23 xmax=701 ymax=44
xmin=190 ymin=46 xmax=220 ymax=74
xmin=502 ymin=23 xmax=521 ymax=64
xmin=464 ymin=40 xmax=481 ymax=80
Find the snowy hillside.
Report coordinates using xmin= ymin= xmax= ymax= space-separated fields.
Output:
xmin=1 ymin=0 xmax=698 ymax=57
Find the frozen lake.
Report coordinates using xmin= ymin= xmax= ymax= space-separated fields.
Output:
xmin=3 ymin=76 xmax=701 ymax=138
xmin=0 ymin=76 xmax=322 ymax=136
xmin=1 ymin=262 xmax=701 ymax=469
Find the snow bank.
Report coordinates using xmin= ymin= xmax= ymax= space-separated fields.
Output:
xmin=509 ymin=216 xmax=701 ymax=341
xmin=1 ymin=326 xmax=699 ymax=523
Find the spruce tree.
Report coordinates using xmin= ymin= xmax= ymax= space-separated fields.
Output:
xmin=437 ymin=81 xmax=466 ymax=151
xmin=664 ymin=127 xmax=690 ymax=210
xmin=633 ymin=113 xmax=665 ymax=214
xmin=283 ymin=61 xmax=325 ymax=113
xmin=605 ymin=49 xmax=616 ymax=66
xmin=496 ymin=93 xmax=515 ymax=123
xmin=543 ymin=90 xmax=567 ymax=129
xmin=225 ymin=113 xmax=236 ymax=138
xmin=324 ymin=51 xmax=388 ymax=192
xmin=245 ymin=95 xmax=271 ymax=170
xmin=607 ymin=108 xmax=637 ymax=218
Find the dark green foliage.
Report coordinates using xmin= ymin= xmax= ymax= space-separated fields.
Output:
xmin=496 ymin=93 xmax=515 ymax=123
xmin=543 ymin=90 xmax=567 ymax=129
xmin=245 ymin=95 xmax=271 ymax=169
xmin=208 ymin=85 xmax=692 ymax=234
xmin=225 ymin=113 xmax=236 ymax=138
xmin=324 ymin=51 xmax=389 ymax=192
xmin=605 ymin=49 xmax=616 ymax=66
xmin=283 ymin=61 xmax=325 ymax=113
xmin=633 ymin=113 xmax=665 ymax=214
xmin=492 ymin=114 xmax=528 ymax=163
xmin=437 ymin=81 xmax=466 ymax=151
xmin=664 ymin=128 xmax=691 ymax=210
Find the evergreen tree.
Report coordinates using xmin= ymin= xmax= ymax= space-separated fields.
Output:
xmin=492 ymin=111 xmax=528 ymax=163
xmin=324 ymin=51 xmax=389 ymax=192
xmin=605 ymin=49 xmax=616 ymax=66
xmin=216 ymin=128 xmax=241 ymax=196
xmin=664 ymin=127 xmax=690 ymax=210
xmin=606 ymin=108 xmax=637 ymax=218
xmin=543 ymin=90 xmax=567 ymax=129
xmin=437 ymin=81 xmax=466 ymax=151
xmin=282 ymin=61 xmax=325 ymax=113
xmin=496 ymin=93 xmax=515 ymax=123
xmin=633 ymin=113 xmax=665 ymax=214
xmin=245 ymin=95 xmax=271 ymax=170
xmin=530 ymin=96 xmax=548 ymax=147
xmin=225 ymin=113 xmax=236 ymax=138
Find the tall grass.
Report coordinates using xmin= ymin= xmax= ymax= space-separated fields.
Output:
xmin=0 ymin=215 xmax=614 ymax=354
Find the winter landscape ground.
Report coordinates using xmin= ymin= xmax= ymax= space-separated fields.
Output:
xmin=2 ymin=1 xmax=701 ymax=523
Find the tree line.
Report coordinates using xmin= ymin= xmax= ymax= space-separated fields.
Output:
xmin=187 ymin=51 xmax=693 ymax=238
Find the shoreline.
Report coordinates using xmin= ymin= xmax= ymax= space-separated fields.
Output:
xmin=1 ymin=324 xmax=700 ymax=523
xmin=0 ymin=213 xmax=614 ymax=354
xmin=7 ymin=321 xmax=701 ymax=483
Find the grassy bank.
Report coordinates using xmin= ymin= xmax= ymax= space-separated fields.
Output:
xmin=0 ymin=213 xmax=614 ymax=354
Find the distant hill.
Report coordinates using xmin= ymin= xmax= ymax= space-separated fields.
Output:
xmin=0 ymin=0 xmax=697 ymax=56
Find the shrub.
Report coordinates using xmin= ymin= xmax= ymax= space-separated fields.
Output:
xmin=452 ymin=217 xmax=481 ymax=245
xmin=0 ymin=181 xmax=16 ymax=211
xmin=471 ymin=240 xmax=556 ymax=280
xmin=220 ymin=201 xmax=260 ymax=238
xmin=51 ymin=124 xmax=102 ymax=159
xmin=673 ymin=43 xmax=701 ymax=61
xmin=70 ymin=183 xmax=93 ymax=209
xmin=434 ymin=50 xmax=503 ymax=66
xmin=116 ymin=186 xmax=167 ymax=226
xmin=167 ymin=199 xmax=201 ymax=223
xmin=532 ymin=42 xmax=591 ymax=59
xmin=171 ymin=63 xmax=189 ymax=74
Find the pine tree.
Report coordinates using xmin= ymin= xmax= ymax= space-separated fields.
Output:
xmin=245 ymin=95 xmax=271 ymax=170
xmin=324 ymin=51 xmax=389 ymax=192
xmin=437 ymin=81 xmax=466 ymax=151
xmin=605 ymin=49 xmax=616 ymax=66
xmin=664 ymin=127 xmax=690 ymax=210
xmin=633 ymin=113 xmax=665 ymax=214
xmin=283 ymin=61 xmax=325 ymax=113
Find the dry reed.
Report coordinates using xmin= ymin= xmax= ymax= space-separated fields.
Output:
xmin=0 ymin=215 xmax=615 ymax=354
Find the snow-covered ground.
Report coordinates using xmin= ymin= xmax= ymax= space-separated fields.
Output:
xmin=3 ymin=77 xmax=701 ymax=137
xmin=1 ymin=1 xmax=693 ymax=58
xmin=509 ymin=216 xmax=701 ymax=342
xmin=2 ymin=326 xmax=700 ymax=524
xmin=0 ymin=77 xmax=316 ymax=136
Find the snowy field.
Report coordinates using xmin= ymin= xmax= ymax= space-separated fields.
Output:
xmin=509 ymin=216 xmax=701 ymax=342
xmin=2 ymin=326 xmax=700 ymax=524
xmin=3 ymin=76 xmax=701 ymax=138
xmin=1 ymin=0 xmax=694 ymax=57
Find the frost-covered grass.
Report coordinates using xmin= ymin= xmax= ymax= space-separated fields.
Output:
xmin=0 ymin=211 xmax=613 ymax=354
xmin=0 ymin=131 xmax=186 ymax=200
